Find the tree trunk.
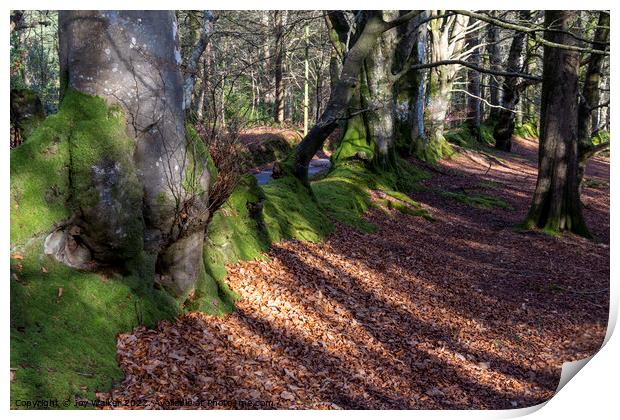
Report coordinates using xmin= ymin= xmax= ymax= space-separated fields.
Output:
xmin=364 ymin=11 xmax=400 ymax=169
xmin=466 ymin=18 xmax=481 ymax=140
xmin=273 ymin=10 xmax=285 ymax=124
xmin=279 ymin=12 xmax=389 ymax=184
xmin=417 ymin=12 xmax=469 ymax=162
xmin=493 ymin=11 xmax=529 ymax=152
xmin=58 ymin=11 xmax=210 ymax=295
xmin=408 ymin=11 xmax=428 ymax=153
xmin=486 ymin=11 xmax=501 ymax=121
xmin=303 ymin=24 xmax=310 ymax=135
xmin=524 ymin=11 xmax=589 ymax=237
xmin=577 ymin=11 xmax=610 ymax=192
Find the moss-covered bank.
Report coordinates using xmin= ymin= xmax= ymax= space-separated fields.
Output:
xmin=11 ymin=90 xmax=432 ymax=407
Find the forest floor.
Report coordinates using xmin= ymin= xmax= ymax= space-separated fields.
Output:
xmin=103 ymin=137 xmax=609 ymax=409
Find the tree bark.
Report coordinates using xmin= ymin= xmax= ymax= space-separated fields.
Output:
xmin=577 ymin=11 xmax=610 ymax=192
xmin=58 ymin=11 xmax=210 ymax=295
xmin=279 ymin=12 xmax=391 ymax=184
xmin=486 ymin=11 xmax=501 ymax=121
xmin=364 ymin=11 xmax=400 ymax=169
xmin=273 ymin=10 xmax=285 ymax=124
xmin=524 ymin=11 xmax=589 ymax=237
xmin=419 ymin=12 xmax=469 ymax=161
xmin=466 ymin=18 xmax=481 ymax=140
xmin=493 ymin=11 xmax=529 ymax=152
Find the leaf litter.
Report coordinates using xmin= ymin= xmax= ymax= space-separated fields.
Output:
xmin=102 ymin=138 xmax=608 ymax=409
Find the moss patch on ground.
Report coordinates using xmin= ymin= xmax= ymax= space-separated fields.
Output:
xmin=11 ymin=239 xmax=178 ymax=408
xmin=441 ymin=189 xmax=512 ymax=210
xmin=444 ymin=123 xmax=495 ymax=149
xmin=312 ymin=159 xmax=432 ymax=232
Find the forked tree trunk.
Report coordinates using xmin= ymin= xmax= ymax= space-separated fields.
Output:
xmin=524 ymin=10 xmax=589 ymax=237
xmin=58 ymin=11 xmax=210 ymax=295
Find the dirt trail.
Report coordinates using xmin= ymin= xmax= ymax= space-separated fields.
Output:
xmin=104 ymin=137 xmax=609 ymax=409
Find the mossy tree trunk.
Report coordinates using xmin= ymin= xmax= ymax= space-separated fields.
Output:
xmin=524 ymin=11 xmax=590 ymax=237
xmin=577 ymin=11 xmax=610 ymax=193
xmin=334 ymin=11 xmax=421 ymax=171
xmin=282 ymin=12 xmax=394 ymax=183
xmin=364 ymin=11 xmax=401 ymax=169
xmin=493 ymin=11 xmax=529 ymax=152
xmin=56 ymin=11 xmax=211 ymax=295
xmin=393 ymin=11 xmax=428 ymax=158
xmin=416 ymin=12 xmax=469 ymax=162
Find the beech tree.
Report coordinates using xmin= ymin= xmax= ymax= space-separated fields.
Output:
xmin=278 ymin=10 xmax=418 ymax=183
xmin=50 ymin=11 xmax=211 ymax=295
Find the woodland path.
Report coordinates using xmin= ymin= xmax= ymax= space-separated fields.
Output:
xmin=103 ymin=137 xmax=609 ymax=409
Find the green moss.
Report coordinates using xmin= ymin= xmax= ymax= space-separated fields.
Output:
xmin=312 ymin=159 xmax=431 ymax=231
xmin=11 ymin=119 xmax=72 ymax=246
xmin=10 ymin=89 xmax=178 ymax=408
xmin=441 ymin=190 xmax=512 ymax=210
xmin=63 ymin=90 xmax=144 ymax=258
xmin=331 ymin=115 xmax=374 ymax=165
xmin=263 ymin=176 xmax=333 ymax=243
xmin=11 ymin=238 xmax=178 ymax=408
xmin=183 ymin=123 xmax=215 ymax=195
xmin=187 ymin=176 xmax=268 ymax=314
xmin=413 ymin=135 xmax=454 ymax=163
xmin=514 ymin=122 xmax=539 ymax=140
xmin=312 ymin=164 xmax=378 ymax=233
xmin=444 ymin=123 xmax=495 ymax=149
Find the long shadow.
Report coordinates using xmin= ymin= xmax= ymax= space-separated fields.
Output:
xmin=266 ymin=243 xmax=556 ymax=408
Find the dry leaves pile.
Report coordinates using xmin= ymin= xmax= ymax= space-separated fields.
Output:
xmin=103 ymin=138 xmax=609 ymax=409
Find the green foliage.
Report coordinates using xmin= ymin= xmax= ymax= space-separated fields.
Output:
xmin=10 ymin=11 xmax=60 ymax=113
xmin=592 ymin=130 xmax=610 ymax=145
